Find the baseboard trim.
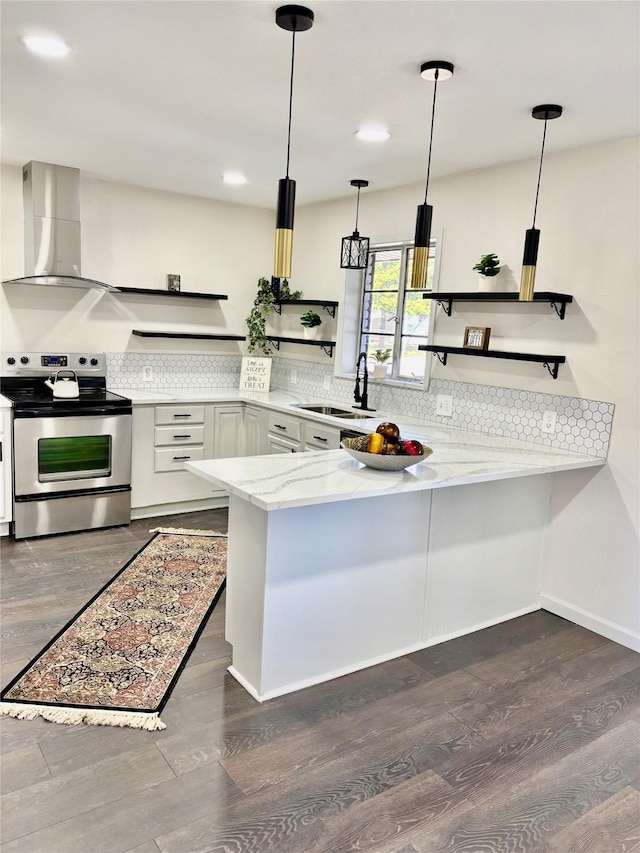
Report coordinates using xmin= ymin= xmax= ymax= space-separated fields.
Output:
xmin=539 ymin=593 xmax=640 ymax=652
xmin=131 ymin=496 xmax=228 ymax=520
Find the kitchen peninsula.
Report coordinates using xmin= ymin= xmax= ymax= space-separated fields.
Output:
xmin=187 ymin=435 xmax=604 ymax=702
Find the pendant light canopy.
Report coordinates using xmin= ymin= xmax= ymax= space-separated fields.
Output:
xmin=340 ymin=179 xmax=370 ymax=269
xmin=519 ymin=104 xmax=563 ymax=301
xmin=273 ymin=5 xmax=314 ymax=282
xmin=410 ymin=60 xmax=454 ymax=289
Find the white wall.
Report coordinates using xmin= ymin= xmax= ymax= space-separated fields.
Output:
xmin=294 ymin=136 xmax=639 ymax=647
xmin=1 ymin=164 xmax=273 ymax=354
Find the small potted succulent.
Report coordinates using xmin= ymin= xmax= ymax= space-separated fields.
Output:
xmin=372 ymin=347 xmax=392 ymax=379
xmin=300 ymin=310 xmax=322 ymax=340
xmin=473 ymin=253 xmax=502 ymax=292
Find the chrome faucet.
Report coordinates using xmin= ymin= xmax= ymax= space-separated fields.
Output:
xmin=353 ymin=352 xmax=376 ymax=412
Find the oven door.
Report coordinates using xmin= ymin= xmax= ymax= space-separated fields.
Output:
xmin=13 ymin=412 xmax=132 ymax=497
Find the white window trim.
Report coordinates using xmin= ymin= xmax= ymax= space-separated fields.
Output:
xmin=335 ymin=229 xmax=444 ymax=390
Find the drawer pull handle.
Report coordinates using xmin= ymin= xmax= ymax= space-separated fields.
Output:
xmin=273 ymin=424 xmax=287 ymax=430
xmin=312 ymin=435 xmax=328 ymax=442
xmin=173 ymin=414 xmax=192 ymax=418
xmin=173 ymin=434 xmax=191 ymax=439
xmin=173 ymin=455 xmax=191 ymax=461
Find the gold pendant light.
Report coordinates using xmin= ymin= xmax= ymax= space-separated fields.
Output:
xmin=410 ymin=60 xmax=454 ymax=289
xmin=273 ymin=5 xmax=314 ymax=281
xmin=519 ymin=104 xmax=563 ymax=301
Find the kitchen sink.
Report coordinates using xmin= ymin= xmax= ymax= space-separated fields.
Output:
xmin=295 ymin=404 xmax=374 ymax=419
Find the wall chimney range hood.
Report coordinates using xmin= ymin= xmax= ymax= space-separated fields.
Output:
xmin=2 ymin=161 xmax=118 ymax=292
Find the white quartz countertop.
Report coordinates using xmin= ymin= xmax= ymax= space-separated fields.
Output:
xmin=186 ymin=434 xmax=604 ymax=511
xmin=0 ymin=394 xmax=12 ymax=409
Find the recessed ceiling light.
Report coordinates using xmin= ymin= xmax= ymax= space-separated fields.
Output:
xmin=20 ymin=35 xmax=72 ymax=57
xmin=355 ymin=128 xmax=391 ymax=142
xmin=223 ymin=171 xmax=248 ymax=185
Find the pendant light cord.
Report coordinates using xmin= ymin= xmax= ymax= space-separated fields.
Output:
xmin=532 ymin=115 xmax=548 ymax=227
xmin=423 ymin=68 xmax=440 ymax=203
xmin=285 ymin=29 xmax=296 ymax=178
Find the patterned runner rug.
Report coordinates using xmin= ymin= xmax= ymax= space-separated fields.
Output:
xmin=0 ymin=528 xmax=226 ymax=731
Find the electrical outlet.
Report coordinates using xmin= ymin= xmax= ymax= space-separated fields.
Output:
xmin=290 ymin=369 xmax=297 ymax=385
xmin=436 ymin=394 xmax=453 ymax=417
xmin=323 ymin=375 xmax=331 ymax=392
xmin=142 ymin=366 xmax=153 ymax=382
xmin=541 ymin=410 xmax=557 ymax=434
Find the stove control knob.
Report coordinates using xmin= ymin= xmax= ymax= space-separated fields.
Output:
xmin=78 ymin=357 xmax=87 ymax=365
xmin=7 ymin=357 xmax=15 ymax=365
xmin=20 ymin=356 xmax=29 ymax=365
xmin=90 ymin=358 xmax=99 ymax=366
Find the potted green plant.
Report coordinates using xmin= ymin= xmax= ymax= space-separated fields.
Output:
xmin=473 ymin=253 xmax=502 ymax=292
xmin=372 ymin=347 xmax=392 ymax=379
xmin=246 ymin=277 xmax=302 ymax=354
xmin=300 ymin=310 xmax=322 ymax=340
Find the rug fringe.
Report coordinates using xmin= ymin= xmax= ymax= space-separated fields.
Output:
xmin=0 ymin=702 xmax=166 ymax=731
xmin=150 ymin=527 xmax=227 ymax=537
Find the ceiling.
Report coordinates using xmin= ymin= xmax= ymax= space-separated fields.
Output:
xmin=1 ymin=1 xmax=638 ymax=209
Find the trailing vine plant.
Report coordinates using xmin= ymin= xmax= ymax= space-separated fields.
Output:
xmin=246 ymin=277 xmax=302 ymax=355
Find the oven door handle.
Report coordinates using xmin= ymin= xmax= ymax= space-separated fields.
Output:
xmin=14 ymin=406 xmax=132 ymax=418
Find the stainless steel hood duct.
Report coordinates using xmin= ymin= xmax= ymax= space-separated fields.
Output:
xmin=2 ymin=161 xmax=118 ymax=291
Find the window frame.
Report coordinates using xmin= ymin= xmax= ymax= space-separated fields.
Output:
xmin=356 ymin=236 xmax=439 ymax=387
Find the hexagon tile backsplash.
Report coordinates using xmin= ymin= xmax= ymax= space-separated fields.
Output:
xmin=107 ymin=353 xmax=613 ymax=458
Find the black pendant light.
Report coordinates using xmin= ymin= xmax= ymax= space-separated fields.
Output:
xmin=340 ymin=179 xmax=370 ymax=269
xmin=519 ymin=104 xmax=563 ymax=301
xmin=410 ymin=60 xmax=454 ymax=289
xmin=273 ymin=5 xmax=314 ymax=282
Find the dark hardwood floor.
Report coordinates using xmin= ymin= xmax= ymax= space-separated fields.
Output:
xmin=1 ymin=510 xmax=638 ymax=853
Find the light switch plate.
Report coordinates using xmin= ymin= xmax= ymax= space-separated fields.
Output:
xmin=323 ymin=375 xmax=331 ymax=392
xmin=142 ymin=366 xmax=153 ymax=382
xmin=436 ymin=394 xmax=453 ymax=417
xmin=290 ymin=369 xmax=297 ymax=385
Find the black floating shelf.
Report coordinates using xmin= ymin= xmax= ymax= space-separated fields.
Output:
xmin=266 ymin=335 xmax=335 ymax=357
xmin=423 ymin=291 xmax=573 ymax=319
xmin=273 ymin=299 xmax=338 ymax=318
xmin=132 ymin=330 xmax=244 ymax=341
xmin=419 ymin=344 xmax=566 ymax=379
xmin=117 ymin=287 xmax=228 ymax=301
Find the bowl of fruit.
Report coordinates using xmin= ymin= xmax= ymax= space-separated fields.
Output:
xmin=341 ymin=422 xmax=432 ymax=471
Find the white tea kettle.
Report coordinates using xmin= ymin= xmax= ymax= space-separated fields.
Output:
xmin=45 ymin=370 xmax=80 ymax=399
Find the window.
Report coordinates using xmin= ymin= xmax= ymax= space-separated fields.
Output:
xmin=358 ymin=240 xmax=437 ymax=383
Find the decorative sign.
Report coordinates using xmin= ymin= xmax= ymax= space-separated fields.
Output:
xmin=463 ymin=325 xmax=491 ymax=350
xmin=167 ymin=274 xmax=181 ymax=292
xmin=239 ymin=357 xmax=272 ymax=392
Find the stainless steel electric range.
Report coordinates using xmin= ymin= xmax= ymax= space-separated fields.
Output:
xmin=0 ymin=352 xmax=132 ymax=539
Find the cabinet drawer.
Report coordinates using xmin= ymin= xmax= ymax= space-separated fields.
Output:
xmin=154 ymin=425 xmax=205 ymax=446
xmin=304 ymin=422 xmax=340 ymax=450
xmin=154 ymin=445 xmax=205 ymax=473
xmin=267 ymin=412 xmax=301 ymax=441
xmin=154 ymin=405 xmax=205 ymax=426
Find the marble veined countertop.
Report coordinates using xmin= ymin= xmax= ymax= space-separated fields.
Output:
xmin=186 ymin=434 xmax=604 ymax=512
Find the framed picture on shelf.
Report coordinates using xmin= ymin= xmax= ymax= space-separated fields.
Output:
xmin=463 ymin=326 xmax=491 ymax=350
xmin=167 ymin=274 xmax=181 ymax=292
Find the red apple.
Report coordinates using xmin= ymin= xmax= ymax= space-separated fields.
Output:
xmin=401 ymin=439 xmax=424 ymax=456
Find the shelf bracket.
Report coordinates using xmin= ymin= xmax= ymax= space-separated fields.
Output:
xmin=272 ymin=304 xmax=282 ymax=315
xmin=549 ymin=300 xmax=567 ymax=320
xmin=436 ymin=299 xmax=453 ymax=316
xmin=269 ymin=339 xmax=281 ymax=351
xmin=319 ymin=343 xmax=335 ymax=357
xmin=322 ymin=305 xmax=336 ymax=318
xmin=543 ymin=360 xmax=560 ymax=379
xmin=433 ymin=350 xmax=448 ymax=366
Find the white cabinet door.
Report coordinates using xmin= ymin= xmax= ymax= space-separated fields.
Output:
xmin=244 ymin=406 xmax=268 ymax=456
xmin=0 ymin=409 xmax=12 ymax=523
xmin=213 ymin=405 xmax=244 ymax=459
xmin=303 ymin=421 xmax=341 ymax=451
